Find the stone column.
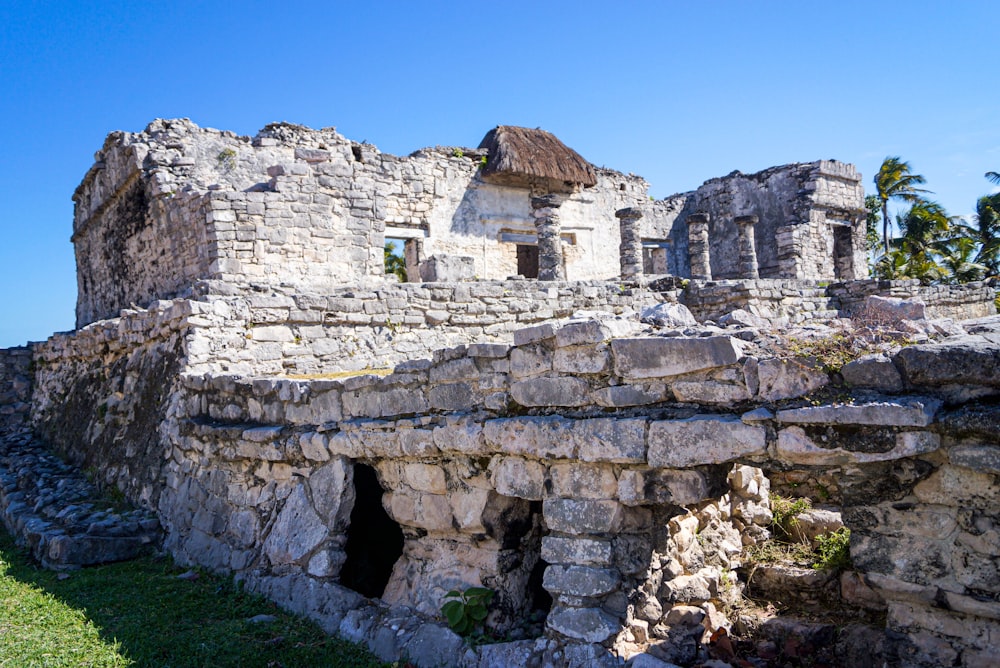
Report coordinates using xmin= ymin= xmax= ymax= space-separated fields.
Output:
xmin=686 ymin=212 xmax=712 ymax=280
xmin=734 ymin=214 xmax=760 ymax=279
xmin=531 ymin=194 xmax=569 ymax=281
xmin=616 ymin=207 xmax=644 ymax=279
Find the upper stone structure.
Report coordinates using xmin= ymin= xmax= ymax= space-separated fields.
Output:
xmin=71 ymin=119 xmax=867 ymax=327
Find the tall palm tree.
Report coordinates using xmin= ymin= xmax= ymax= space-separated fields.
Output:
xmin=968 ymin=193 xmax=1000 ymax=276
xmin=874 ymin=157 xmax=931 ymax=255
xmin=886 ymin=200 xmax=952 ymax=284
xmin=986 ymin=171 xmax=1000 ymax=185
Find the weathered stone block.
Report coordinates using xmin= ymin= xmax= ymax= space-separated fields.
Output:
xmin=575 ymin=418 xmax=647 ymax=463
xmin=756 ymin=358 xmax=828 ymax=401
xmin=251 ymin=325 xmax=295 ymax=342
xmin=776 ymin=397 xmax=941 ymax=427
xmin=555 ymin=320 xmax=611 ymax=347
xmin=546 ymin=606 xmax=620 ymax=643
xmin=776 ymin=427 xmax=940 ymax=465
xmin=592 ymin=383 xmax=669 ymax=408
xmin=541 ymin=536 xmax=613 ymax=566
xmin=449 ymin=488 xmax=490 ymax=532
xmin=403 ymin=463 xmax=447 ymax=494
xmin=510 ymin=377 xmax=590 ymax=407
xmin=550 ymin=463 xmax=618 ymax=499
xmin=485 ymin=416 xmax=577 ymax=459
xmin=671 ymin=380 xmax=750 ymax=404
xmin=543 ymin=565 xmax=620 ymax=597
xmin=949 ymin=444 xmax=1000 ymax=474
xmin=611 ymin=336 xmax=742 ymax=379
xmin=262 ymin=485 xmax=327 ymax=565
xmin=513 ymin=323 xmax=556 ymax=346
xmin=894 ymin=339 xmax=1000 ymax=388
xmin=432 ymin=419 xmax=485 ymax=455
xmin=647 ymin=416 xmax=766 ymax=467
xmin=428 ymin=383 xmax=476 ymax=411
xmin=617 ymin=469 xmax=709 ymax=507
xmin=554 ymin=345 xmax=609 ymax=374
xmin=544 ymin=499 xmax=622 ymax=535
xmin=841 ymin=354 xmax=904 ymax=392
xmin=342 ymin=386 xmax=429 ymax=419
xmin=509 ymin=346 xmax=552 ymax=378
xmin=490 ymin=457 xmax=547 ymax=500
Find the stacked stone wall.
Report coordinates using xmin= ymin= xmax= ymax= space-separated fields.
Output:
xmin=185 ymin=280 xmax=661 ymax=376
xmin=153 ymin=316 xmax=1000 ymax=665
xmin=683 ymin=278 xmax=997 ymax=325
xmin=30 ymin=300 xmax=203 ymax=507
xmin=0 ymin=347 xmax=32 ymax=434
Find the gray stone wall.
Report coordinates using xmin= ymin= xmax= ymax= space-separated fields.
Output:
xmin=645 ymin=161 xmax=867 ymax=281
xmin=0 ymin=346 xmax=32 ymax=434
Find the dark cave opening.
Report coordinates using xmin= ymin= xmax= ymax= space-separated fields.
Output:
xmin=339 ymin=463 xmax=403 ymax=598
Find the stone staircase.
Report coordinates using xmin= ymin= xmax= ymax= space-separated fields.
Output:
xmin=0 ymin=430 xmax=162 ymax=569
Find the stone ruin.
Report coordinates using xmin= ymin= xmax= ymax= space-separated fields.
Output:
xmin=1 ymin=118 xmax=999 ymax=667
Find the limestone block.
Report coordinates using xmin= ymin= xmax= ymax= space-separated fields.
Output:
xmin=776 ymin=427 xmax=940 ymax=465
xmin=841 ymin=354 xmax=904 ymax=392
xmin=617 ymin=469 xmax=709 ymax=507
xmin=342 ymin=386 xmax=429 ymax=419
xmin=546 ymin=606 xmax=621 ymax=643
xmin=913 ymin=465 xmax=1000 ymax=511
xmin=432 ymin=419 xmax=486 ymax=455
xmin=949 ymin=444 xmax=1000 ymax=474
xmin=592 ymin=383 xmax=669 ymax=408
xmin=543 ymin=565 xmax=620 ymax=597
xmin=671 ymin=380 xmax=750 ymax=404
xmin=299 ymin=432 xmax=330 ymax=461
xmin=309 ymin=457 xmax=354 ymax=530
xmin=250 ymin=325 xmax=295 ymax=342
xmin=640 ymin=303 xmax=697 ymax=328
xmin=554 ymin=345 xmax=610 ymax=374
xmin=544 ymin=499 xmax=622 ymax=535
xmin=490 ymin=457 xmax=547 ymax=500
xmin=555 ymin=320 xmax=613 ymax=347
xmin=576 ymin=418 xmax=648 ymax=463
xmin=865 ymin=295 xmax=927 ymax=321
xmin=403 ymin=463 xmax=447 ymax=494
xmin=647 ymin=416 xmax=766 ymax=467
xmin=894 ymin=338 xmax=1000 ymax=388
xmin=400 ymin=624 xmax=465 ymax=668
xmin=550 ymin=463 xmax=618 ymax=499
xmin=263 ymin=485 xmax=328 ymax=565
xmin=511 ymin=377 xmax=591 ymax=407
xmin=776 ymin=397 xmax=941 ymax=427
xmin=449 ymin=488 xmax=491 ymax=532
xmin=429 ymin=357 xmax=478 ymax=383
xmin=510 ymin=346 xmax=553 ymax=378
xmin=428 ymin=382 xmax=476 ymax=411
xmin=658 ymin=572 xmax=714 ymax=604
xmin=611 ymin=336 xmax=742 ymax=380
xmin=398 ymin=429 xmax=438 ymax=457
xmin=541 ymin=536 xmax=613 ymax=566
xmin=485 ymin=416 xmax=577 ymax=459
xmin=756 ymin=358 xmax=828 ymax=401
xmin=385 ymin=491 xmax=453 ymax=532
xmin=513 ymin=323 xmax=556 ymax=346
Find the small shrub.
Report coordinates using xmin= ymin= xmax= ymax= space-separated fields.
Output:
xmin=216 ymin=148 xmax=237 ymax=171
xmin=451 ymin=148 xmax=464 ymax=158
xmin=813 ymin=527 xmax=852 ymax=570
xmin=441 ymin=587 xmax=493 ymax=636
xmin=770 ymin=495 xmax=811 ymax=539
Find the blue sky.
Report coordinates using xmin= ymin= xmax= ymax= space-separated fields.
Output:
xmin=1 ymin=1 xmax=997 ymax=347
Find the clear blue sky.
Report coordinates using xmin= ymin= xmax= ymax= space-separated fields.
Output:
xmin=1 ymin=1 xmax=997 ymax=347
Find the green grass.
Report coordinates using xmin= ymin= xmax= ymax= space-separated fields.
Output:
xmin=0 ymin=529 xmax=386 ymax=667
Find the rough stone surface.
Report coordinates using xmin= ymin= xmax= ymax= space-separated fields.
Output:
xmin=647 ymin=416 xmax=766 ymax=467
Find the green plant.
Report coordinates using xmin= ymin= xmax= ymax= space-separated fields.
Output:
xmin=479 ymin=155 xmax=487 ymax=168
xmin=813 ymin=527 xmax=852 ymax=570
xmin=770 ymin=495 xmax=811 ymax=539
xmin=217 ymin=148 xmax=237 ymax=171
xmin=441 ymin=587 xmax=493 ymax=636
xmin=451 ymin=148 xmax=464 ymax=158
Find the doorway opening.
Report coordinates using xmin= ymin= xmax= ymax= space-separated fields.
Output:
xmin=339 ymin=463 xmax=404 ymax=598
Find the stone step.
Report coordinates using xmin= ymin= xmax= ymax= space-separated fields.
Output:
xmin=0 ymin=432 xmax=162 ymax=569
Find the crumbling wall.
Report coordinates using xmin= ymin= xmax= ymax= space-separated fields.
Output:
xmin=29 ymin=301 xmax=198 ymax=508
xmin=0 ymin=346 xmax=32 ymax=434
xmin=647 ymin=161 xmax=866 ymax=281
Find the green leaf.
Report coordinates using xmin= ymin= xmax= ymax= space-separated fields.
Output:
xmin=443 ymin=590 xmax=462 ymax=599
xmin=441 ymin=601 xmax=464 ymax=627
xmin=468 ymin=606 xmax=488 ymax=621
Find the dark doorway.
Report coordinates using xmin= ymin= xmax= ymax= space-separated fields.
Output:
xmin=516 ymin=244 xmax=539 ymax=279
xmin=339 ymin=464 xmax=404 ymax=598
xmin=832 ymin=224 xmax=854 ymax=280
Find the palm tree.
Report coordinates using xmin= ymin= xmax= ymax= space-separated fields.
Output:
xmin=986 ymin=171 xmax=1000 ymax=185
xmin=874 ymin=157 xmax=931 ymax=255
xmin=885 ymin=200 xmax=952 ymax=284
xmin=968 ymin=193 xmax=1000 ymax=277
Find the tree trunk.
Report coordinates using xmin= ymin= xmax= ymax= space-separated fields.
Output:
xmin=882 ymin=199 xmax=891 ymax=255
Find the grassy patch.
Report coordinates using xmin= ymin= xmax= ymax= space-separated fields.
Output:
xmin=0 ymin=529 xmax=385 ymax=668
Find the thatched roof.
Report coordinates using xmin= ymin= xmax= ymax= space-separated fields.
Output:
xmin=478 ymin=126 xmax=597 ymax=192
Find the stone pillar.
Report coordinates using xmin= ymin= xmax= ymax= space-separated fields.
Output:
xmin=616 ymin=207 xmax=644 ymax=279
xmin=734 ymin=214 xmax=760 ymax=279
xmin=686 ymin=213 xmax=712 ymax=280
xmin=531 ymin=194 xmax=569 ymax=281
